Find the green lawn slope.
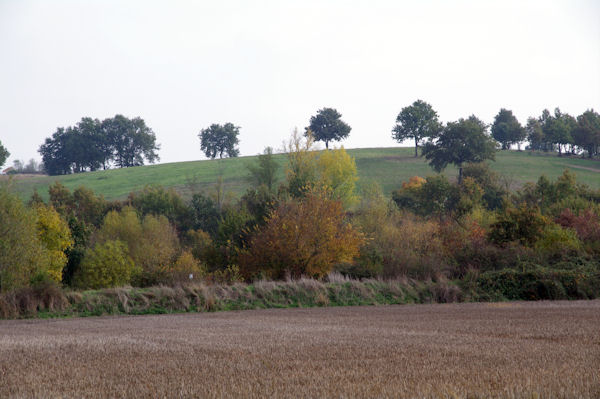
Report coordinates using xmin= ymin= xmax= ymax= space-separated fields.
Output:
xmin=5 ymin=148 xmax=600 ymax=201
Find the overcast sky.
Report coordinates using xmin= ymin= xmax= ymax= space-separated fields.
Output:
xmin=1 ymin=0 xmax=599 ymax=166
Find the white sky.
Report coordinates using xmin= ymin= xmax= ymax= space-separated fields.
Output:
xmin=1 ymin=0 xmax=599 ymax=165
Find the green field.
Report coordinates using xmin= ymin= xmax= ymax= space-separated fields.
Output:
xmin=4 ymin=147 xmax=600 ymax=201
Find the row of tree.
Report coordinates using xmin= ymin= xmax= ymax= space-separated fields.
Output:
xmin=38 ymin=115 xmax=160 ymax=175
xmin=392 ymin=101 xmax=600 ymax=158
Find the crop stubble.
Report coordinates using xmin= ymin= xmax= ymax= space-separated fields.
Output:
xmin=0 ymin=301 xmax=598 ymax=398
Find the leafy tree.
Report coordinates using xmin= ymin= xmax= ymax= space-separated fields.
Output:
xmin=189 ymin=192 xmax=221 ymax=237
xmin=491 ymin=108 xmax=526 ymax=150
xmin=526 ymin=117 xmax=545 ymax=151
xmin=0 ymin=140 xmax=9 ymax=168
xmin=489 ymin=204 xmax=548 ymax=247
xmin=128 ymin=185 xmax=192 ymax=231
xmin=198 ymin=123 xmax=240 ymax=159
xmin=33 ymin=204 xmax=73 ymax=282
xmin=305 ymin=107 xmax=351 ymax=149
xmin=572 ymin=109 xmax=600 ymax=158
xmin=39 ymin=115 xmax=159 ymax=175
xmin=422 ymin=116 xmax=497 ymax=182
xmin=317 ymin=146 xmax=358 ymax=207
xmin=104 ymin=115 xmax=160 ymax=167
xmin=74 ymin=240 xmax=138 ymax=289
xmin=239 ymin=189 xmax=364 ymax=280
xmin=541 ymin=108 xmax=576 ymax=156
xmin=246 ymin=147 xmax=280 ymax=192
xmin=284 ymin=128 xmax=318 ymax=197
xmin=0 ymin=187 xmax=49 ymax=292
xmin=392 ymin=99 xmax=442 ymax=157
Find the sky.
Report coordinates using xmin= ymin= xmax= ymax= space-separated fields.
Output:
xmin=1 ymin=0 xmax=599 ymax=166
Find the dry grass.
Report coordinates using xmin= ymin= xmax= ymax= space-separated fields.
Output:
xmin=1 ymin=301 xmax=598 ymax=398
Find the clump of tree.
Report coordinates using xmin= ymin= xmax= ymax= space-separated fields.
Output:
xmin=306 ymin=108 xmax=351 ymax=150
xmin=198 ymin=123 xmax=240 ymax=159
xmin=8 ymin=159 xmax=44 ymax=174
xmin=38 ymin=115 xmax=160 ymax=175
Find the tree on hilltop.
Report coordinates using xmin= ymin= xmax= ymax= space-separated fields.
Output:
xmin=491 ymin=108 xmax=526 ymax=150
xmin=198 ymin=123 xmax=240 ymax=159
xmin=422 ymin=115 xmax=497 ymax=183
xmin=305 ymin=108 xmax=351 ymax=150
xmin=392 ymin=100 xmax=442 ymax=157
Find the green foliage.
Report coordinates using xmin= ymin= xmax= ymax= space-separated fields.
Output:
xmin=246 ymin=147 xmax=279 ymax=191
xmin=0 ymin=140 xmax=9 ymax=168
xmin=284 ymin=128 xmax=318 ymax=198
xmin=422 ymin=116 xmax=497 ymax=182
xmin=317 ymin=147 xmax=358 ymax=207
xmin=392 ymin=99 xmax=442 ymax=157
xmin=198 ymin=123 xmax=240 ymax=159
xmin=526 ymin=117 xmax=546 ymax=151
xmin=305 ymin=107 xmax=351 ymax=150
xmin=540 ymin=108 xmax=576 ymax=155
xmin=74 ymin=240 xmax=138 ymax=289
xmin=535 ymin=223 xmax=582 ymax=259
xmin=0 ymin=187 xmax=48 ymax=292
xmin=489 ymin=204 xmax=548 ymax=247
xmin=128 ymin=184 xmax=191 ymax=230
xmin=392 ymin=175 xmax=460 ymax=218
xmin=39 ymin=115 xmax=159 ymax=175
xmin=572 ymin=109 xmax=600 ymax=158
xmin=189 ymin=192 xmax=221 ymax=236
xmin=491 ymin=108 xmax=526 ymax=150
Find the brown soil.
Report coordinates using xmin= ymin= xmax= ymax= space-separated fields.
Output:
xmin=1 ymin=301 xmax=598 ymax=398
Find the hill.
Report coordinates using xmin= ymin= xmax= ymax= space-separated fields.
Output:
xmin=4 ymin=147 xmax=600 ymax=201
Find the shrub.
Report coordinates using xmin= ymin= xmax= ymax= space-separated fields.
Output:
xmin=488 ymin=204 xmax=548 ymax=247
xmin=74 ymin=240 xmax=138 ymax=289
xmin=239 ymin=189 xmax=364 ymax=280
xmin=34 ymin=204 xmax=73 ymax=282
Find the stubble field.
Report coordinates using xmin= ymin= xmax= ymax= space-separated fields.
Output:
xmin=1 ymin=301 xmax=599 ymax=398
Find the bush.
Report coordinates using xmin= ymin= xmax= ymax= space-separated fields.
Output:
xmin=74 ymin=240 xmax=138 ymax=289
xmin=240 ymin=189 xmax=364 ymax=280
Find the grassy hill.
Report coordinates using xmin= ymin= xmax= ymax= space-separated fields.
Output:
xmin=4 ymin=147 xmax=600 ymax=201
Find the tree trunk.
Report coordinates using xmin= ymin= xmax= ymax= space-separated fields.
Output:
xmin=458 ymin=166 xmax=463 ymax=184
xmin=414 ymin=137 xmax=418 ymax=157
xmin=325 ymin=141 xmax=329 ymax=150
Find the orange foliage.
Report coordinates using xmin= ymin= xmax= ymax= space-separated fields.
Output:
xmin=239 ymin=190 xmax=364 ymax=280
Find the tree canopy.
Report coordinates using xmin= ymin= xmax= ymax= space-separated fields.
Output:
xmin=305 ymin=108 xmax=351 ymax=149
xmin=572 ymin=109 xmax=600 ymax=158
xmin=198 ymin=123 xmax=240 ymax=159
xmin=491 ymin=108 xmax=526 ymax=150
xmin=422 ymin=115 xmax=497 ymax=182
xmin=392 ymin=100 xmax=442 ymax=157
xmin=0 ymin=140 xmax=9 ymax=169
xmin=38 ymin=115 xmax=160 ymax=175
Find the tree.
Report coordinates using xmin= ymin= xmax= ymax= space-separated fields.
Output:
xmin=572 ymin=109 xmax=600 ymax=158
xmin=541 ymin=108 xmax=575 ymax=156
xmin=74 ymin=240 xmax=138 ymax=289
xmin=239 ymin=189 xmax=364 ymax=280
xmin=422 ymin=115 xmax=497 ymax=183
xmin=0 ymin=140 xmax=9 ymax=168
xmin=305 ymin=107 xmax=351 ymax=149
xmin=491 ymin=108 xmax=526 ymax=150
xmin=317 ymin=147 xmax=358 ymax=207
xmin=39 ymin=115 xmax=159 ymax=175
xmin=198 ymin=123 xmax=240 ymax=159
xmin=246 ymin=147 xmax=280 ymax=192
xmin=104 ymin=115 xmax=160 ymax=167
xmin=526 ymin=117 xmax=545 ymax=151
xmin=392 ymin=100 xmax=442 ymax=157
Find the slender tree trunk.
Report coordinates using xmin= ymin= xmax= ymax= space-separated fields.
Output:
xmin=325 ymin=140 xmax=329 ymax=150
xmin=458 ymin=166 xmax=463 ymax=184
xmin=414 ymin=137 xmax=418 ymax=157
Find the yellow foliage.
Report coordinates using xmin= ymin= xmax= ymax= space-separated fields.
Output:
xmin=402 ymin=176 xmax=426 ymax=190
xmin=240 ymin=189 xmax=364 ymax=279
xmin=34 ymin=204 xmax=73 ymax=282
xmin=317 ymin=147 xmax=358 ymax=207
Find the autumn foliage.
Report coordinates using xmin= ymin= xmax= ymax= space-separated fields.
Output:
xmin=239 ymin=189 xmax=364 ymax=279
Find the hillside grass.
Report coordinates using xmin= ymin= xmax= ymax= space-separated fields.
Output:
xmin=5 ymin=147 xmax=600 ymax=201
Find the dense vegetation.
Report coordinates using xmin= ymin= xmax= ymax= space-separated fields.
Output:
xmin=2 ymin=125 xmax=600 ymax=318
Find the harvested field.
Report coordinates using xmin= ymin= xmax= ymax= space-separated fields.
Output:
xmin=1 ymin=301 xmax=599 ymax=398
